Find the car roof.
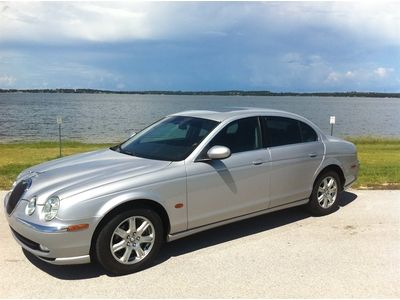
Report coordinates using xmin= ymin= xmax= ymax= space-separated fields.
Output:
xmin=169 ymin=107 xmax=303 ymax=122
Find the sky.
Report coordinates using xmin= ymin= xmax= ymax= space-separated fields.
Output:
xmin=0 ymin=1 xmax=399 ymax=92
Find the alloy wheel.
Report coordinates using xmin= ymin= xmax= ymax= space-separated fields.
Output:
xmin=317 ymin=176 xmax=338 ymax=209
xmin=110 ymin=216 xmax=155 ymax=265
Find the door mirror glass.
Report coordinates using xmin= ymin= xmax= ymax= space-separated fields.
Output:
xmin=207 ymin=145 xmax=231 ymax=160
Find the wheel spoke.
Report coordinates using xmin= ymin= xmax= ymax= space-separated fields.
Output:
xmin=135 ymin=247 xmax=145 ymax=259
xmin=318 ymin=187 xmax=325 ymax=193
xmin=137 ymin=220 xmax=150 ymax=236
xmin=322 ymin=197 xmax=328 ymax=208
xmin=128 ymin=217 xmax=136 ymax=233
xmin=322 ymin=178 xmax=328 ymax=188
xmin=115 ymin=227 xmax=128 ymax=239
xmin=112 ymin=240 xmax=126 ymax=253
xmin=327 ymin=178 xmax=334 ymax=188
xmin=140 ymin=235 xmax=153 ymax=244
xmin=121 ymin=247 xmax=133 ymax=263
xmin=318 ymin=194 xmax=324 ymax=201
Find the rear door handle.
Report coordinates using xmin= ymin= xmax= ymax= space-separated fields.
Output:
xmin=252 ymin=160 xmax=264 ymax=165
xmin=308 ymin=152 xmax=317 ymax=158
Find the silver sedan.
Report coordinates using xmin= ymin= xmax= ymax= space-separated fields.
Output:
xmin=4 ymin=108 xmax=359 ymax=274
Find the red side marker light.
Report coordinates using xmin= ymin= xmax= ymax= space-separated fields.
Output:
xmin=175 ymin=203 xmax=184 ymax=209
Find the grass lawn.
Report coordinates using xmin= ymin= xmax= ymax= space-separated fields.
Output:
xmin=346 ymin=137 xmax=400 ymax=189
xmin=0 ymin=141 xmax=113 ymax=190
xmin=0 ymin=138 xmax=399 ymax=190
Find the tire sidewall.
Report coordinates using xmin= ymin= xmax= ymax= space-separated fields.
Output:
xmin=95 ymin=208 xmax=163 ymax=275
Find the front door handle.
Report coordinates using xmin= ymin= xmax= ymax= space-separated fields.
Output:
xmin=252 ymin=160 xmax=264 ymax=165
xmin=308 ymin=152 xmax=317 ymax=158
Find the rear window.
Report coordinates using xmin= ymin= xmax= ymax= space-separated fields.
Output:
xmin=299 ymin=121 xmax=318 ymax=142
xmin=263 ymin=116 xmax=318 ymax=147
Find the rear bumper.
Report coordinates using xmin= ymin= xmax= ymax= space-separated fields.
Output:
xmin=344 ymin=160 xmax=359 ymax=190
xmin=344 ymin=177 xmax=357 ymax=190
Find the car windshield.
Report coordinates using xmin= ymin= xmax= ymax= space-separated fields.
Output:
xmin=115 ymin=116 xmax=219 ymax=161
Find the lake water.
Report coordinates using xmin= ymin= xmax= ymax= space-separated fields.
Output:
xmin=0 ymin=93 xmax=399 ymax=143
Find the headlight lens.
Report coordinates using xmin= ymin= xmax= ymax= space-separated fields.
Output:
xmin=42 ymin=196 xmax=60 ymax=221
xmin=25 ymin=197 xmax=37 ymax=216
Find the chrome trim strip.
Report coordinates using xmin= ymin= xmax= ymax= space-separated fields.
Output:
xmin=167 ymin=198 xmax=309 ymax=242
xmin=38 ymin=255 xmax=91 ymax=265
xmin=16 ymin=217 xmax=68 ymax=233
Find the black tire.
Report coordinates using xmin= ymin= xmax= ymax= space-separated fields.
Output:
xmin=307 ymin=170 xmax=341 ymax=216
xmin=95 ymin=208 xmax=163 ymax=275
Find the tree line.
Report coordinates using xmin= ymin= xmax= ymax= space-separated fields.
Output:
xmin=0 ymin=88 xmax=399 ymax=98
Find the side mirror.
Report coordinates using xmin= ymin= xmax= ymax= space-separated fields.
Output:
xmin=207 ymin=145 xmax=231 ymax=160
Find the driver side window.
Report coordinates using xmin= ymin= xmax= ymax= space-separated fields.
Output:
xmin=207 ymin=117 xmax=262 ymax=154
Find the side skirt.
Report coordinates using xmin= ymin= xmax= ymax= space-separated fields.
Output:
xmin=167 ymin=198 xmax=309 ymax=242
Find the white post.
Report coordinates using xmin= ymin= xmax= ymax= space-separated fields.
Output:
xmin=330 ymin=116 xmax=336 ymax=136
xmin=57 ymin=116 xmax=63 ymax=157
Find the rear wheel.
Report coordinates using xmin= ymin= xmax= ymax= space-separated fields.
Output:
xmin=307 ymin=171 xmax=341 ymax=216
xmin=95 ymin=208 xmax=163 ymax=275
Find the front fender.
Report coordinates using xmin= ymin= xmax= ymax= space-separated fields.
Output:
xmin=58 ymin=164 xmax=188 ymax=234
xmin=95 ymin=190 xmax=163 ymax=217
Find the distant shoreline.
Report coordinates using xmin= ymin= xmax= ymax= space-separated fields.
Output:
xmin=0 ymin=89 xmax=399 ymax=98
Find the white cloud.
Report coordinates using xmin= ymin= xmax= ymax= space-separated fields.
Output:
xmin=325 ymin=67 xmax=397 ymax=88
xmin=0 ymin=74 xmax=16 ymax=86
xmin=0 ymin=2 xmax=248 ymax=43
xmin=374 ymin=67 xmax=394 ymax=78
xmin=345 ymin=71 xmax=355 ymax=78
xmin=326 ymin=72 xmax=341 ymax=82
xmin=0 ymin=2 xmax=399 ymax=45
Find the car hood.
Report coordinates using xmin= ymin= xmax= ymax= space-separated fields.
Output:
xmin=18 ymin=149 xmax=172 ymax=203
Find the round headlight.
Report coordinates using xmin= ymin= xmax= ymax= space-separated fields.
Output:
xmin=25 ymin=197 xmax=37 ymax=216
xmin=42 ymin=196 xmax=60 ymax=221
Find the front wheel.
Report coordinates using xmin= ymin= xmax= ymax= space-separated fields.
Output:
xmin=95 ymin=208 xmax=163 ymax=275
xmin=307 ymin=171 xmax=341 ymax=216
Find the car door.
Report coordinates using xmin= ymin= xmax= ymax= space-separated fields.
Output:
xmin=185 ymin=116 xmax=270 ymax=229
xmin=262 ymin=116 xmax=324 ymax=208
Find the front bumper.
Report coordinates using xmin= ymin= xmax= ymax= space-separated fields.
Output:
xmin=4 ymin=192 xmax=97 ymax=265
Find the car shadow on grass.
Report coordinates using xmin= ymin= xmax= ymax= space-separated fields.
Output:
xmin=22 ymin=191 xmax=357 ymax=280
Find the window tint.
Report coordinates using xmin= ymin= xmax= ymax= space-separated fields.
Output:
xmin=264 ymin=116 xmax=302 ymax=147
xmin=207 ymin=117 xmax=262 ymax=154
xmin=299 ymin=121 xmax=318 ymax=142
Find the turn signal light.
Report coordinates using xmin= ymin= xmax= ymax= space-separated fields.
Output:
xmin=67 ymin=223 xmax=89 ymax=232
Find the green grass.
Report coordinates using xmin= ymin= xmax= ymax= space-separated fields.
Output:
xmin=0 ymin=138 xmax=399 ymax=190
xmin=0 ymin=141 xmax=113 ymax=190
xmin=345 ymin=137 xmax=400 ymax=189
